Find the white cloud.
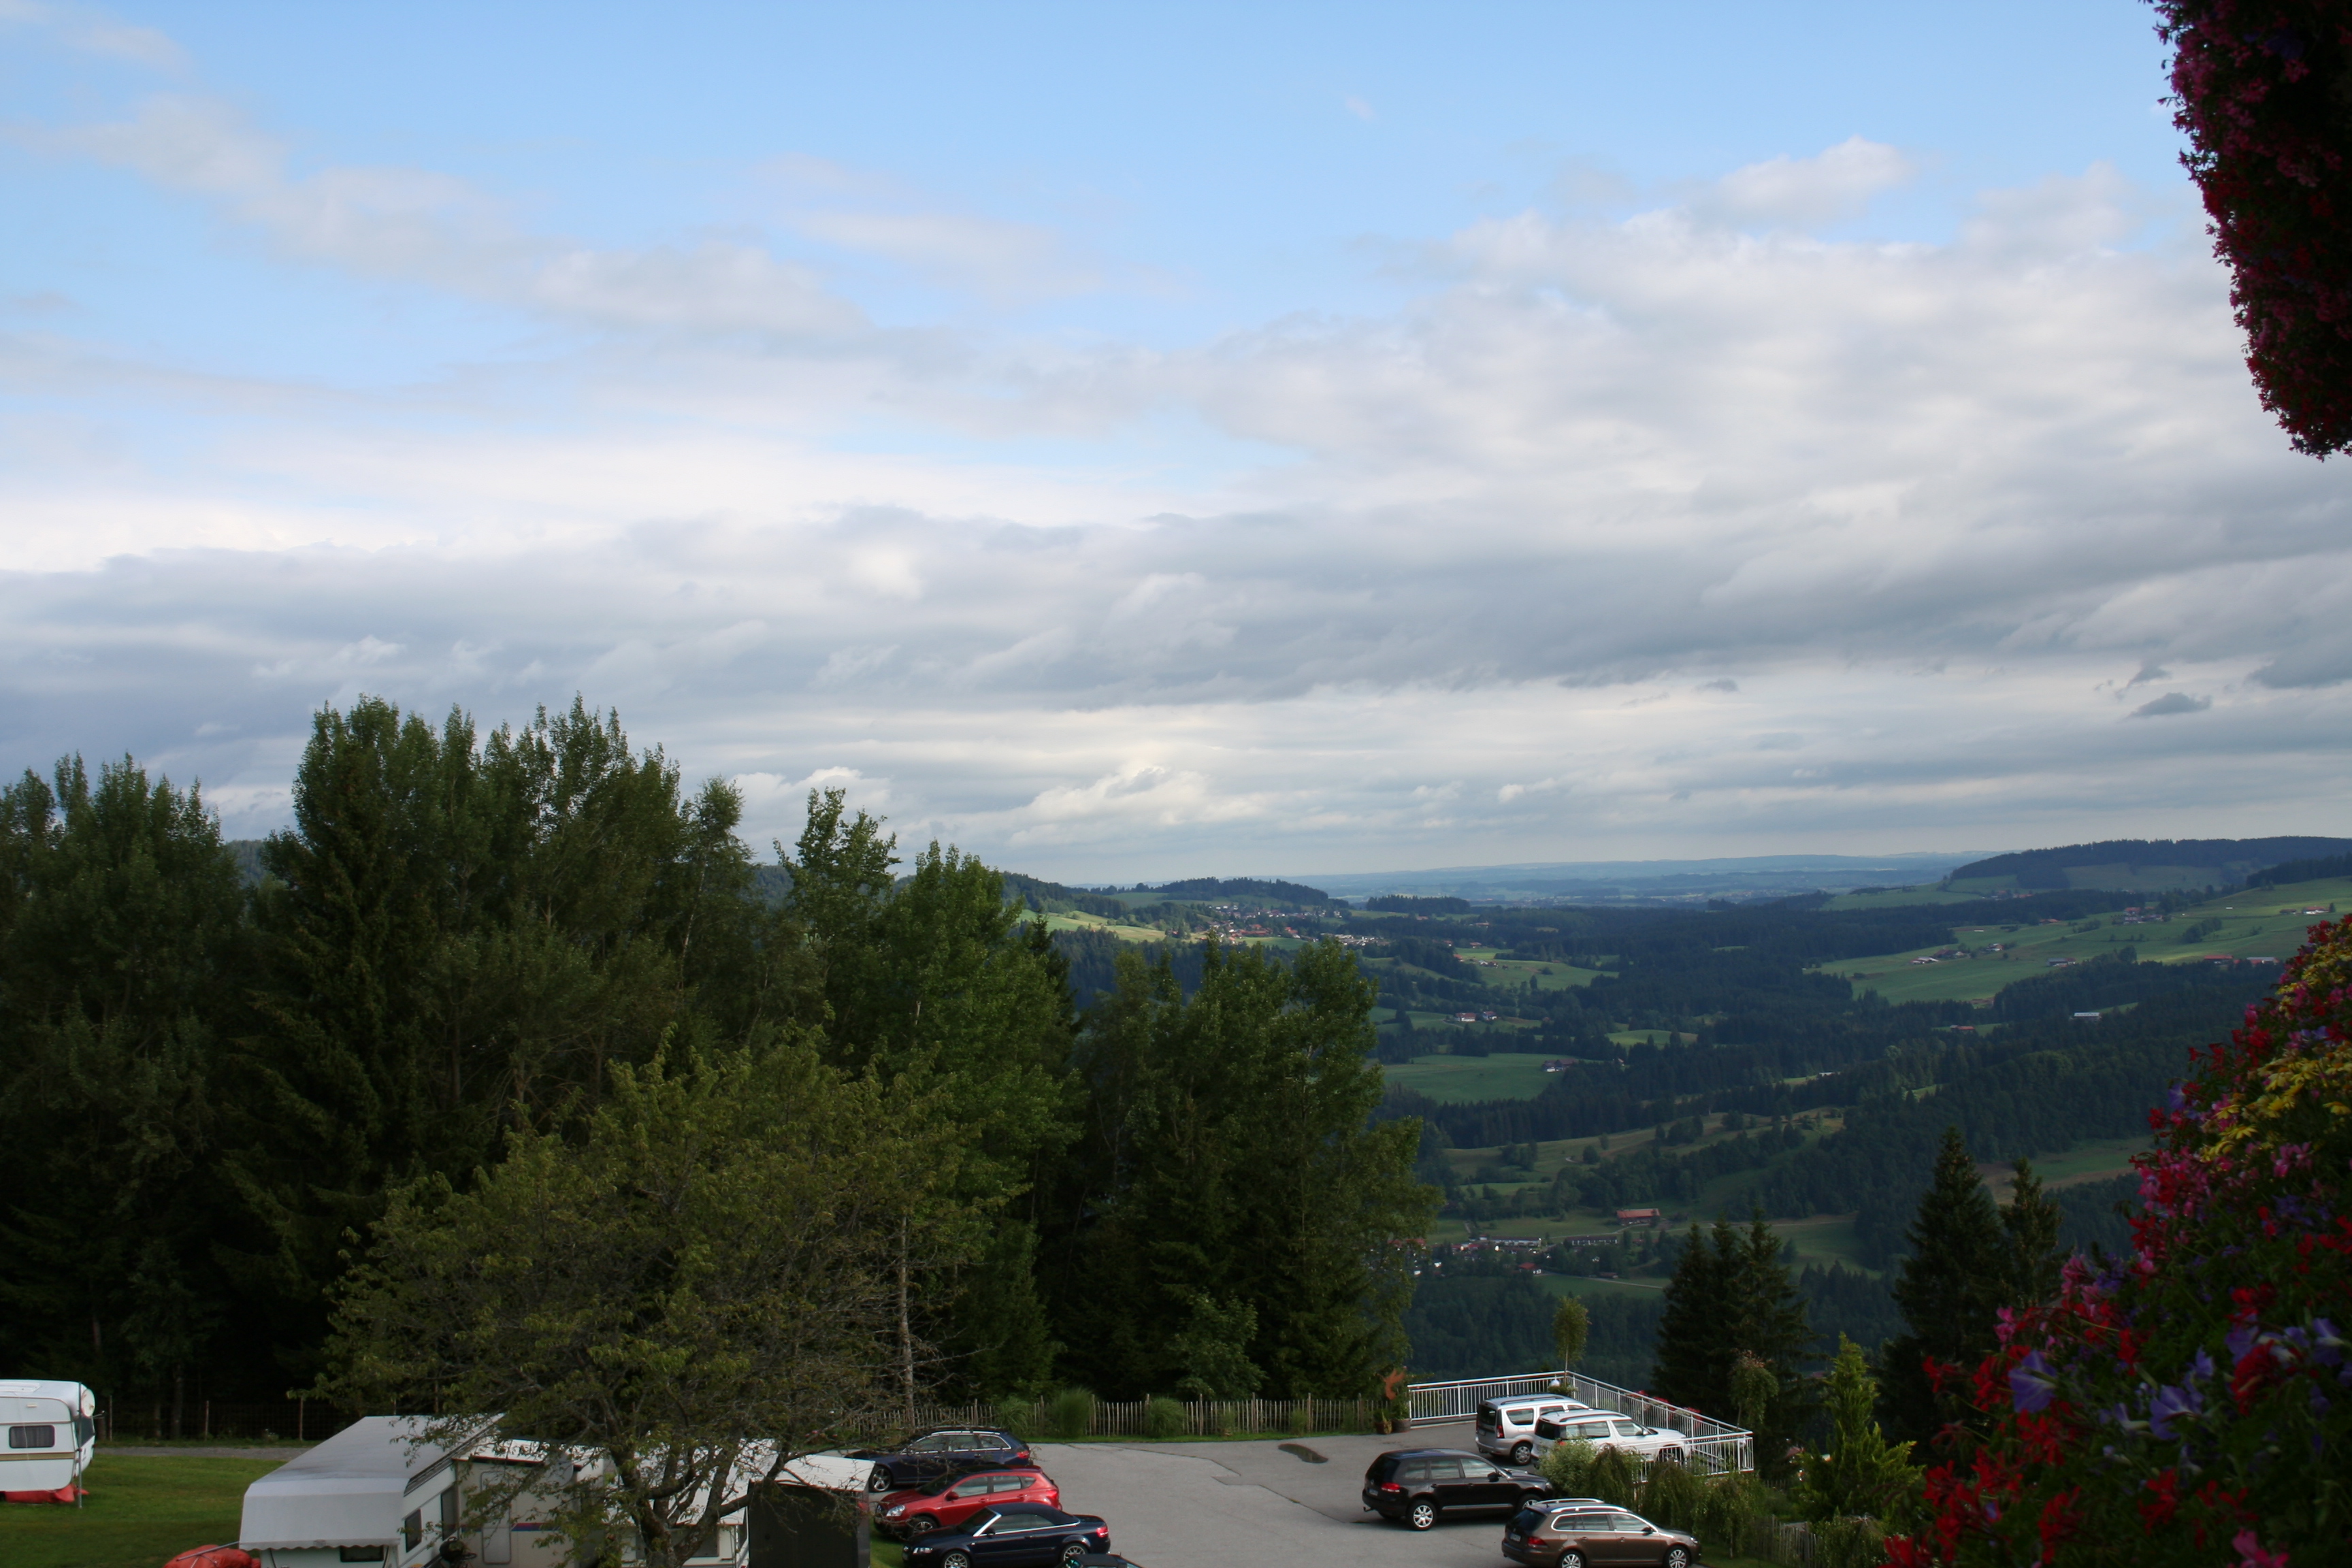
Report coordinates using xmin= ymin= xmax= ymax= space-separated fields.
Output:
xmin=6 ymin=111 xmax=2352 ymax=876
xmin=1692 ymin=135 xmax=1916 ymax=228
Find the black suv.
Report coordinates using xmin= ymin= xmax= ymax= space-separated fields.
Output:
xmin=1361 ymin=1448 xmax=1552 ymax=1530
xmin=853 ymin=1428 xmax=1034 ymax=1492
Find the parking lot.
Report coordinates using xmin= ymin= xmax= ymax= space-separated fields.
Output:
xmin=1032 ymin=1421 xmax=1525 ymax=1568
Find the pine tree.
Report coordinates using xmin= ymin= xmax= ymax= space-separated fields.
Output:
xmin=1652 ymin=1214 xmax=1812 ymax=1477
xmin=2001 ymin=1156 xmax=2063 ymax=1307
xmin=1880 ymin=1126 xmax=2008 ymax=1446
xmin=1651 ymin=1222 xmax=1731 ymax=1411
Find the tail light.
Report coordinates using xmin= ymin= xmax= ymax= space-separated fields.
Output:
xmin=1379 ymin=1482 xmax=1403 ymax=1495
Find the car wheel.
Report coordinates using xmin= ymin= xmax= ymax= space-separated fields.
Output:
xmin=905 ymin=1514 xmax=938 ymax=1537
xmin=942 ymin=1554 xmax=972 ymax=1568
xmin=1407 ymin=1501 xmax=1438 ymax=1531
xmin=1509 ymin=1440 xmax=1533 ymax=1464
xmin=1561 ymin=1553 xmax=1586 ymax=1568
xmin=1665 ymin=1549 xmax=1691 ymax=1568
xmin=866 ymin=1468 xmax=894 ymax=1492
xmin=1058 ymin=1545 xmax=1085 ymax=1566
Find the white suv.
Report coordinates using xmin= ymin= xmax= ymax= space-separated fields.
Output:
xmin=1531 ymin=1410 xmax=1689 ymax=1465
xmin=1475 ymin=1396 xmax=1590 ymax=1465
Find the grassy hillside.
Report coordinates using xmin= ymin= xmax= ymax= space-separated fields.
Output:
xmin=1820 ymin=877 xmax=2348 ymax=1006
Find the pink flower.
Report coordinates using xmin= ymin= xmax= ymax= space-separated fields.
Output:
xmin=2234 ymin=1528 xmax=2289 ymax=1568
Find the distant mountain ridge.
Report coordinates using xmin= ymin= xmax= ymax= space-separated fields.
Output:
xmin=1950 ymin=837 xmax=2352 ymax=891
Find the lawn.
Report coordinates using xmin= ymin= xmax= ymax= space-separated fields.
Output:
xmin=0 ymin=1456 xmax=280 ymax=1568
xmin=1383 ymin=1053 xmax=1563 ymax=1103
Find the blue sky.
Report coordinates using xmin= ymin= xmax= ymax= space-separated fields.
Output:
xmin=4 ymin=1 xmax=2347 ymax=880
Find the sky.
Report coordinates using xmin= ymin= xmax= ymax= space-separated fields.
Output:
xmin=3 ymin=1 xmax=2348 ymax=883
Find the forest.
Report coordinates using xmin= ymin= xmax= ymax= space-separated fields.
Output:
xmin=1 ymin=694 xmax=2285 ymax=1443
xmin=0 ymin=698 xmax=1426 ymax=1433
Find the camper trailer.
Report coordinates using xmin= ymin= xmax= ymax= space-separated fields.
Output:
xmin=0 ymin=1380 xmax=96 ymax=1502
xmin=239 ymin=1416 xmax=478 ymax=1568
xmin=239 ymin=1420 xmax=789 ymax=1568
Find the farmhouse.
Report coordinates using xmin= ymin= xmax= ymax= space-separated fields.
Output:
xmin=1615 ymin=1207 xmax=1662 ymax=1227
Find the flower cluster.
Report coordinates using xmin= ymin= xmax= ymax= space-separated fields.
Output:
xmin=2152 ymin=1 xmax=2352 ymax=457
xmin=1886 ymin=915 xmax=2352 ymax=1565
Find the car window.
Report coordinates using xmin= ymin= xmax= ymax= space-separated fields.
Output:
xmin=909 ymin=1434 xmax=949 ymax=1452
xmin=1610 ymin=1512 xmax=1648 ymax=1532
xmin=1538 ymin=1405 xmax=1568 ymax=1420
xmin=1425 ymin=1456 xmax=1467 ymax=1480
xmin=968 ymin=1510 xmax=1003 ymax=1535
xmin=1394 ymin=1460 xmax=1429 ymax=1482
xmin=1612 ymin=1421 xmax=1644 ymax=1437
xmin=1574 ymin=1420 xmax=1612 ymax=1441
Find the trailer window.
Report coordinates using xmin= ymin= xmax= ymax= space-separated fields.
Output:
xmin=7 ymin=1425 xmax=56 ymax=1448
xmin=403 ymin=1510 xmax=423 ymax=1550
xmin=438 ymin=1488 xmax=459 ymax=1530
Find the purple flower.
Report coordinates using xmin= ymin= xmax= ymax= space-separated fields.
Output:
xmin=2189 ymin=1348 xmax=2217 ymax=1384
xmin=2313 ymin=1319 xmax=2345 ymax=1368
xmin=2010 ymin=1351 xmax=2058 ymax=1414
xmin=2149 ymin=1382 xmax=2204 ymax=1439
xmin=2227 ymin=1324 xmax=2260 ymax=1362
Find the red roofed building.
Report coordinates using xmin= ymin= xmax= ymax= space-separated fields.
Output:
xmin=1616 ymin=1207 xmax=1662 ymax=1227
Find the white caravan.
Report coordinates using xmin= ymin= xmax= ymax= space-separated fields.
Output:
xmin=239 ymin=1420 xmax=866 ymax=1568
xmin=239 ymin=1416 xmax=478 ymax=1568
xmin=0 ymin=1380 xmax=96 ymax=1501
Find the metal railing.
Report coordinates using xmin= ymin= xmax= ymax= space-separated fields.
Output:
xmin=1404 ymin=1370 xmax=1754 ymax=1475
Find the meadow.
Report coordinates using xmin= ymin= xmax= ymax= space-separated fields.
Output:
xmin=1818 ymin=875 xmax=2350 ymax=1007
xmin=0 ymin=1456 xmax=278 ymax=1568
xmin=1384 ymin=1052 xmax=1563 ymax=1102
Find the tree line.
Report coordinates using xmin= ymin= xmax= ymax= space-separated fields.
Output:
xmin=0 ymin=698 xmax=1429 ymax=1433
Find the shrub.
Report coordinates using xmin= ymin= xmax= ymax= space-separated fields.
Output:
xmin=1585 ymin=1446 xmax=1641 ymax=1508
xmin=1538 ymin=1437 xmax=1595 ymax=1497
xmin=1635 ymin=1456 xmax=1708 ymax=1533
xmin=993 ymin=1399 xmax=1038 ymax=1442
xmin=1045 ymin=1387 xmax=1096 ymax=1441
xmin=1142 ymin=1396 xmax=1186 ymax=1440
xmin=1284 ymin=1404 xmax=1314 ymax=1437
xmin=1890 ymin=916 xmax=2352 ymax=1565
xmin=1693 ymin=1473 xmax=1773 ymax=1559
xmin=1812 ymin=1516 xmax=1886 ymax=1568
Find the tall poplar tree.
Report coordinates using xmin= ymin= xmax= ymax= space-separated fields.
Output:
xmin=0 ymin=757 xmax=255 ymax=1421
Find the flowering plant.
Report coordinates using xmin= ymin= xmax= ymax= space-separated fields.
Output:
xmin=1887 ymin=916 xmax=2352 ymax=1565
xmin=2152 ymin=1 xmax=2352 ymax=457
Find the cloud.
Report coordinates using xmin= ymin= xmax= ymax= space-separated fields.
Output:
xmin=31 ymin=95 xmax=870 ymax=339
xmin=2129 ymin=691 xmax=2211 ymax=718
xmin=8 ymin=115 xmax=2352 ymax=875
xmin=1345 ymin=96 xmax=1375 ymax=122
xmin=1690 ymin=135 xmax=1916 ymax=228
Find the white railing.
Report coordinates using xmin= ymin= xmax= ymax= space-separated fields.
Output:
xmin=1405 ymin=1370 xmax=1754 ymax=1475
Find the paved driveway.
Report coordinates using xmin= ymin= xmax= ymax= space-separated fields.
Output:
xmin=1034 ymin=1422 xmax=1524 ymax=1568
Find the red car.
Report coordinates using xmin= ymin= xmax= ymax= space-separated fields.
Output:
xmin=875 ymin=1468 xmax=1061 ymax=1539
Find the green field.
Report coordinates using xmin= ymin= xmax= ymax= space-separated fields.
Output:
xmin=1384 ymin=1053 xmax=1563 ymax=1102
xmin=1982 ymin=1134 xmax=2143 ymax=1194
xmin=0 ymin=1456 xmax=280 ymax=1568
xmin=1820 ymin=877 xmax=2349 ymax=1006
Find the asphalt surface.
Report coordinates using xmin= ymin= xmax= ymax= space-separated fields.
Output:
xmin=1035 ymin=1421 xmax=1529 ymax=1568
